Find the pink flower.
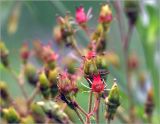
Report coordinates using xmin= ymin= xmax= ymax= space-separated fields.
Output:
xmin=91 ymin=74 xmax=104 ymax=93
xmin=76 ymin=6 xmax=87 ymax=24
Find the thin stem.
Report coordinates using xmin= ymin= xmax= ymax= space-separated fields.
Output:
xmin=8 ymin=67 xmax=28 ymax=99
xmin=72 ymin=40 xmax=83 ymax=57
xmin=113 ymin=1 xmax=125 ymax=43
xmin=76 ymin=103 xmax=88 ymax=117
xmin=123 ymin=23 xmax=135 ymax=123
xmin=88 ymin=91 xmax=93 ymax=113
xmin=124 ymin=24 xmax=134 ymax=52
xmin=96 ymin=98 xmax=100 ymax=124
xmin=27 ymin=82 xmax=40 ymax=104
xmin=74 ymin=108 xmax=85 ymax=124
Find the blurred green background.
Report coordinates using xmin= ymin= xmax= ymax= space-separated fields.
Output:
xmin=0 ymin=0 xmax=159 ymax=123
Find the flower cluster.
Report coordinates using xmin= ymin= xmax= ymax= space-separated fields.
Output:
xmin=1 ymin=3 xmax=146 ymax=124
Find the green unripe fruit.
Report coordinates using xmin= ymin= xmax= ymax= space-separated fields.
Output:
xmin=39 ymin=72 xmax=50 ymax=99
xmin=2 ymin=107 xmax=20 ymax=123
xmin=84 ymin=59 xmax=98 ymax=75
xmin=0 ymin=81 xmax=9 ymax=100
xmin=21 ymin=115 xmax=35 ymax=124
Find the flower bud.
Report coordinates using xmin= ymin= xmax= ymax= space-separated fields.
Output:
xmin=96 ymin=55 xmax=109 ymax=80
xmin=53 ymin=26 xmax=63 ymax=44
xmin=105 ymin=80 xmax=120 ymax=121
xmin=2 ymin=107 xmax=20 ymax=123
xmin=0 ymin=81 xmax=9 ymax=100
xmin=0 ymin=41 xmax=9 ymax=67
xmin=57 ymin=72 xmax=78 ymax=97
xmin=42 ymin=45 xmax=58 ymax=70
xmin=24 ymin=63 xmax=38 ymax=86
xmin=145 ymin=88 xmax=154 ymax=120
xmin=124 ymin=0 xmax=139 ymax=25
xmin=64 ymin=58 xmax=77 ymax=74
xmin=76 ymin=6 xmax=87 ymax=25
xmin=39 ymin=72 xmax=50 ymax=99
xmin=48 ymin=68 xmax=59 ymax=97
xmin=96 ymin=55 xmax=108 ymax=70
xmin=21 ymin=115 xmax=35 ymax=124
xmin=30 ymin=103 xmax=45 ymax=123
xmin=83 ymin=57 xmax=98 ymax=76
xmin=20 ymin=42 xmax=30 ymax=64
xmin=56 ymin=16 xmax=75 ymax=47
xmin=99 ymin=4 xmax=113 ymax=25
xmin=36 ymin=101 xmax=72 ymax=124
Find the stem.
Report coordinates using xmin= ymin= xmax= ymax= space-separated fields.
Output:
xmin=72 ymin=39 xmax=83 ymax=57
xmin=113 ymin=1 xmax=125 ymax=43
xmin=27 ymin=82 xmax=40 ymax=104
xmin=76 ymin=103 xmax=88 ymax=117
xmin=74 ymin=108 xmax=85 ymax=124
xmin=96 ymin=98 xmax=100 ymax=124
xmin=124 ymin=23 xmax=135 ymax=123
xmin=124 ymin=24 xmax=134 ymax=51
xmin=8 ymin=67 xmax=28 ymax=99
xmin=88 ymin=91 xmax=93 ymax=113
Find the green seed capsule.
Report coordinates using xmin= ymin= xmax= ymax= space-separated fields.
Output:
xmin=39 ymin=72 xmax=50 ymax=99
xmin=105 ymin=79 xmax=120 ymax=121
xmin=36 ymin=101 xmax=72 ymax=124
xmin=2 ymin=107 xmax=20 ymax=123
xmin=21 ymin=115 xmax=35 ymax=124
xmin=0 ymin=81 xmax=9 ymax=100
xmin=0 ymin=41 xmax=9 ymax=67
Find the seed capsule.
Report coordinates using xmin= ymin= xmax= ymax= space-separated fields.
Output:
xmin=2 ymin=107 xmax=20 ymax=123
xmin=105 ymin=80 xmax=120 ymax=121
xmin=39 ymin=72 xmax=50 ymax=99
xmin=37 ymin=101 xmax=72 ymax=124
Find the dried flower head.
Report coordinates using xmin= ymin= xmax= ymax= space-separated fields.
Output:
xmin=57 ymin=72 xmax=78 ymax=96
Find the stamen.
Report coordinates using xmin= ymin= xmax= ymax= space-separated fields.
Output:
xmin=86 ymin=78 xmax=92 ymax=84
xmin=82 ymin=90 xmax=91 ymax=93
xmin=80 ymin=82 xmax=91 ymax=89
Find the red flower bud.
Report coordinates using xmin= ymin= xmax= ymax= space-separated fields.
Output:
xmin=76 ymin=6 xmax=87 ymax=24
xmin=20 ymin=42 xmax=30 ymax=64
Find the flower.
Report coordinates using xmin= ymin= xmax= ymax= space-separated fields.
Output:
xmin=76 ymin=6 xmax=87 ymax=24
xmin=99 ymin=4 xmax=112 ymax=23
xmin=91 ymin=74 xmax=104 ymax=93
xmin=86 ymin=51 xmax=96 ymax=60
